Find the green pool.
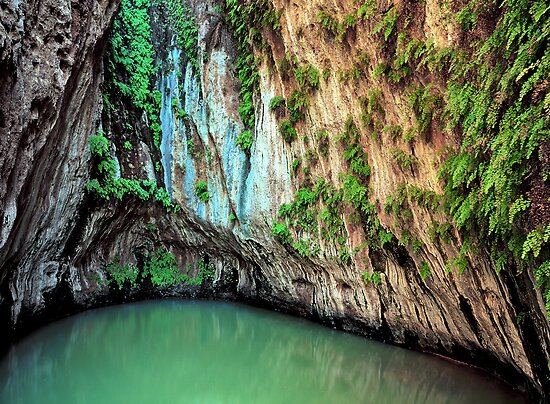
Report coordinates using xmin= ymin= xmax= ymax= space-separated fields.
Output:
xmin=0 ymin=301 xmax=524 ymax=403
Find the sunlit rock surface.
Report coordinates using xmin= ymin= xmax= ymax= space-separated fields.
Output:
xmin=0 ymin=0 xmax=548 ymax=400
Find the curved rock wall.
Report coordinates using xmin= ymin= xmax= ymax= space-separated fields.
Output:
xmin=0 ymin=0 xmax=119 ymax=326
xmin=0 ymin=0 xmax=548 ymax=400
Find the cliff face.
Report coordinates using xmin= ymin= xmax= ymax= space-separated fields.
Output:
xmin=0 ymin=0 xmax=549 ymax=400
xmin=0 ymin=0 xmax=119 ymax=323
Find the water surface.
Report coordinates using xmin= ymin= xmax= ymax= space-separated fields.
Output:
xmin=0 ymin=301 xmax=524 ymax=403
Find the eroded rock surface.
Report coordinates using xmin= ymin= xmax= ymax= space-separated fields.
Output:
xmin=0 ymin=0 xmax=548 ymax=400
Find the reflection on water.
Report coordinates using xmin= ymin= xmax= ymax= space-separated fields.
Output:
xmin=0 ymin=301 xmax=524 ymax=404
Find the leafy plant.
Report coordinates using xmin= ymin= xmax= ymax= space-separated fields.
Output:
xmin=521 ymin=225 xmax=550 ymax=260
xmin=535 ymin=261 xmax=550 ymax=314
xmin=291 ymin=158 xmax=302 ymax=174
xmin=269 ymin=95 xmax=286 ymax=113
xmin=419 ymin=261 xmax=431 ymax=281
xmin=389 ymin=148 xmax=417 ymax=170
xmin=271 ymin=221 xmax=292 ymax=245
xmin=279 ymin=120 xmax=297 ymax=143
xmin=407 ymin=85 xmax=440 ymax=137
xmin=106 ymin=258 xmax=139 ymax=289
xmin=175 ymin=108 xmax=189 ymax=121
xmin=316 ymin=129 xmax=330 ymax=158
xmin=294 ymin=63 xmax=320 ymax=91
xmin=316 ymin=10 xmax=345 ymax=41
xmin=455 ymin=2 xmax=478 ymax=31
xmin=106 ymin=0 xmax=163 ymax=148
xmin=372 ymin=7 xmax=398 ymax=41
xmin=293 ymin=238 xmax=317 ymax=257
xmin=90 ymin=135 xmax=109 ymax=157
xmin=157 ymin=0 xmax=199 ymax=73
xmin=195 ymin=181 xmax=210 ymax=203
xmin=142 ymin=248 xmax=183 ymax=286
xmin=141 ymin=249 xmax=215 ymax=287
xmin=224 ymin=0 xmax=280 ymax=132
xmin=236 ymin=130 xmax=254 ymax=152
xmin=362 ymin=271 xmax=382 ymax=286
xmin=357 ymin=0 xmax=377 ymax=21
xmin=343 ymin=143 xmax=371 ymax=178
xmin=287 ymin=90 xmax=309 ymax=123
xmin=86 ymin=137 xmax=180 ymax=212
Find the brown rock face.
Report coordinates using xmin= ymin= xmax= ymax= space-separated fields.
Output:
xmin=0 ymin=0 xmax=548 ymax=401
xmin=0 ymin=0 xmax=120 ymax=316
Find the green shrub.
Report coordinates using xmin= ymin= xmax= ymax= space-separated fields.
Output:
xmin=291 ymin=158 xmax=301 ymax=174
xmin=372 ymin=62 xmax=388 ymax=79
xmin=522 ymin=225 xmax=550 ymax=260
xmin=195 ymin=181 xmax=210 ymax=203
xmin=419 ymin=261 xmax=431 ymax=281
xmin=139 ymin=248 xmax=216 ymax=287
xmin=363 ymin=271 xmax=382 ymax=285
xmin=106 ymin=259 xmax=139 ymax=290
xmin=224 ymin=0 xmax=280 ymax=131
xmin=316 ymin=10 xmax=344 ymax=40
xmin=175 ymin=108 xmax=189 ymax=121
xmin=156 ymin=0 xmax=199 ymax=73
xmin=342 ymin=174 xmax=372 ymax=214
xmin=372 ymin=6 xmax=398 ymax=41
xmin=412 ymin=238 xmax=424 ymax=254
xmin=455 ymin=2 xmax=478 ymax=31
xmin=279 ymin=120 xmax=297 ymax=143
xmin=236 ymin=130 xmax=254 ymax=152
xmin=271 ymin=221 xmax=292 ymax=245
xmin=379 ymin=229 xmax=393 ymax=249
xmin=293 ymin=239 xmax=315 ymax=257
xmin=338 ymin=247 xmax=352 ymax=265
xmin=269 ymin=95 xmax=286 ymax=112
xmin=407 ymin=85 xmax=440 ymax=137
xmin=143 ymin=249 xmax=171 ymax=284
xmin=287 ymin=90 xmax=309 ymax=123
xmin=294 ymin=63 xmax=320 ymax=91
xmin=343 ymin=144 xmax=371 ymax=177
xmin=171 ymin=98 xmax=179 ymax=110
xmin=90 ymin=135 xmax=109 ymax=157
xmin=357 ymin=0 xmax=377 ymax=21
xmin=192 ymin=259 xmax=216 ymax=285
xmin=142 ymin=248 xmax=181 ymax=287
xmin=107 ymin=0 xmax=164 ymax=148
xmin=535 ymin=261 xmax=550 ymax=315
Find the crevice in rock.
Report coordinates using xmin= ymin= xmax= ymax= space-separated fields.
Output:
xmin=458 ymin=295 xmax=482 ymax=345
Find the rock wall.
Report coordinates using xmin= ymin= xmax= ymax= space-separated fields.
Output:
xmin=0 ymin=0 xmax=119 ymax=329
xmin=0 ymin=0 xmax=548 ymax=401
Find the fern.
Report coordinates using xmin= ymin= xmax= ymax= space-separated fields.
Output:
xmin=509 ymin=196 xmax=531 ymax=224
xmin=279 ymin=120 xmax=297 ymax=143
xmin=363 ymin=271 xmax=382 ymax=286
xmin=522 ymin=225 xmax=550 ymax=260
xmin=287 ymin=90 xmax=310 ymax=123
xmin=419 ymin=261 xmax=431 ymax=281
xmin=294 ymin=63 xmax=320 ymax=91
xmin=372 ymin=7 xmax=398 ymax=41
xmin=236 ymin=130 xmax=254 ymax=152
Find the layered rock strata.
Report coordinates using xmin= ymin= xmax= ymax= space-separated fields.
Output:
xmin=0 ymin=0 xmax=548 ymax=400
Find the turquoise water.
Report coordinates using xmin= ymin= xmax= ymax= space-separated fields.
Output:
xmin=0 ymin=301 xmax=524 ymax=404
